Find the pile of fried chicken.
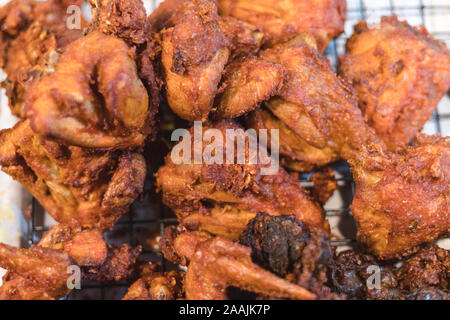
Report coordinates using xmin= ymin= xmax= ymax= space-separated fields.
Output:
xmin=0 ymin=0 xmax=448 ymax=300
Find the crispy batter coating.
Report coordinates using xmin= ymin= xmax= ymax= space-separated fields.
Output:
xmin=24 ymin=31 xmax=151 ymax=149
xmin=397 ymin=245 xmax=449 ymax=292
xmin=161 ymin=228 xmax=316 ymax=300
xmin=0 ymin=0 xmax=85 ymax=117
xmin=339 ymin=16 xmax=450 ymax=150
xmin=0 ymin=120 xmax=146 ymax=230
xmin=330 ymin=250 xmax=400 ymax=300
xmin=350 ymin=134 xmax=449 ymax=260
xmin=214 ymin=56 xmax=284 ymax=119
xmin=122 ymin=263 xmax=185 ymax=300
xmin=0 ymin=225 xmax=141 ymax=300
xmin=157 ymin=0 xmax=231 ymax=121
xmin=155 ymin=120 xmax=326 ymax=240
xmin=218 ymin=0 xmax=346 ymax=51
xmin=310 ymin=167 xmax=338 ymax=205
xmin=247 ymin=34 xmax=381 ymax=172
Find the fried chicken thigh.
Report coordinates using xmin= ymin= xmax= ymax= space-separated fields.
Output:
xmin=350 ymin=134 xmax=449 ymax=260
xmin=340 ymin=16 xmax=450 ymax=150
xmin=247 ymin=34 xmax=381 ymax=172
xmin=155 ymin=0 xmax=231 ymax=121
xmin=155 ymin=120 xmax=326 ymax=240
xmin=0 ymin=0 xmax=86 ymax=117
xmin=218 ymin=0 xmax=346 ymax=51
xmin=0 ymin=120 xmax=146 ymax=230
xmin=161 ymin=228 xmax=316 ymax=300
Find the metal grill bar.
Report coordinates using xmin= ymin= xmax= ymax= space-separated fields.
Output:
xmin=25 ymin=0 xmax=450 ymax=300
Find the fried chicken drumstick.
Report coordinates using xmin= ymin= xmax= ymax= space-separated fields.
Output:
xmin=217 ymin=0 xmax=346 ymax=51
xmin=340 ymin=16 xmax=450 ymax=150
xmin=0 ymin=120 xmax=146 ymax=230
xmin=156 ymin=120 xmax=326 ymax=240
xmin=161 ymin=227 xmax=316 ymax=300
xmin=247 ymin=34 xmax=381 ymax=172
xmin=0 ymin=0 xmax=86 ymax=117
xmin=350 ymin=134 xmax=449 ymax=260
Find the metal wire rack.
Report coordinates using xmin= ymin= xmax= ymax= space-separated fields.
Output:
xmin=24 ymin=0 xmax=450 ymax=300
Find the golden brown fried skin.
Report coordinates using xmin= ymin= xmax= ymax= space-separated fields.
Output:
xmin=247 ymin=34 xmax=381 ymax=172
xmin=214 ymin=56 xmax=284 ymax=119
xmin=0 ymin=120 xmax=146 ymax=230
xmin=122 ymin=263 xmax=185 ymax=300
xmin=158 ymin=0 xmax=231 ymax=121
xmin=310 ymin=167 xmax=338 ymax=205
xmin=0 ymin=225 xmax=141 ymax=300
xmin=339 ymin=16 xmax=450 ymax=150
xmin=161 ymin=229 xmax=316 ymax=300
xmin=24 ymin=31 xmax=150 ymax=149
xmin=218 ymin=0 xmax=346 ymax=51
xmin=155 ymin=120 xmax=327 ymax=239
xmin=350 ymin=134 xmax=450 ymax=260
xmin=0 ymin=0 xmax=86 ymax=117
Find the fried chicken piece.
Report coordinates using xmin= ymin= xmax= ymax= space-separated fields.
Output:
xmin=0 ymin=0 xmax=86 ymax=117
xmin=339 ymin=16 xmax=450 ymax=150
xmin=246 ymin=34 xmax=381 ymax=172
xmin=350 ymin=134 xmax=450 ymax=260
xmin=0 ymin=243 xmax=72 ymax=300
xmin=330 ymin=250 xmax=401 ymax=300
xmin=24 ymin=30 xmax=151 ymax=149
xmin=214 ymin=56 xmax=284 ymax=119
xmin=0 ymin=120 xmax=146 ymax=230
xmin=0 ymin=225 xmax=141 ymax=300
xmin=161 ymin=228 xmax=316 ymax=300
xmin=220 ymin=16 xmax=264 ymax=60
xmin=218 ymin=0 xmax=346 ymax=51
xmin=122 ymin=263 xmax=185 ymax=300
xmin=156 ymin=0 xmax=231 ymax=121
xmin=310 ymin=167 xmax=338 ymax=205
xmin=155 ymin=120 xmax=326 ymax=240
xmin=397 ymin=245 xmax=449 ymax=292
xmin=240 ymin=213 xmax=342 ymax=300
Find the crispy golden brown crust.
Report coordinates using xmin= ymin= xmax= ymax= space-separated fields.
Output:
xmin=0 ymin=0 xmax=86 ymax=117
xmin=161 ymin=229 xmax=316 ymax=300
xmin=218 ymin=0 xmax=346 ymax=51
xmin=339 ymin=15 xmax=450 ymax=150
xmin=311 ymin=167 xmax=338 ymax=205
xmin=350 ymin=134 xmax=450 ymax=260
xmin=214 ymin=56 xmax=284 ymax=119
xmin=0 ymin=120 xmax=146 ymax=230
xmin=155 ymin=120 xmax=327 ymax=238
xmin=122 ymin=263 xmax=185 ymax=300
xmin=246 ymin=34 xmax=382 ymax=172
xmin=159 ymin=0 xmax=231 ymax=121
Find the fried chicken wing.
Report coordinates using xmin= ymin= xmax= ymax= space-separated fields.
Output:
xmin=155 ymin=120 xmax=326 ymax=240
xmin=122 ymin=263 xmax=185 ymax=300
xmin=161 ymin=228 xmax=316 ymax=300
xmin=0 ymin=0 xmax=86 ymax=117
xmin=154 ymin=0 xmax=230 ymax=121
xmin=0 ymin=120 xmax=146 ymax=230
xmin=246 ymin=34 xmax=381 ymax=172
xmin=218 ymin=0 xmax=346 ymax=51
xmin=0 ymin=225 xmax=141 ymax=300
xmin=350 ymin=134 xmax=449 ymax=260
xmin=339 ymin=16 xmax=450 ymax=150
xmin=214 ymin=56 xmax=284 ymax=119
